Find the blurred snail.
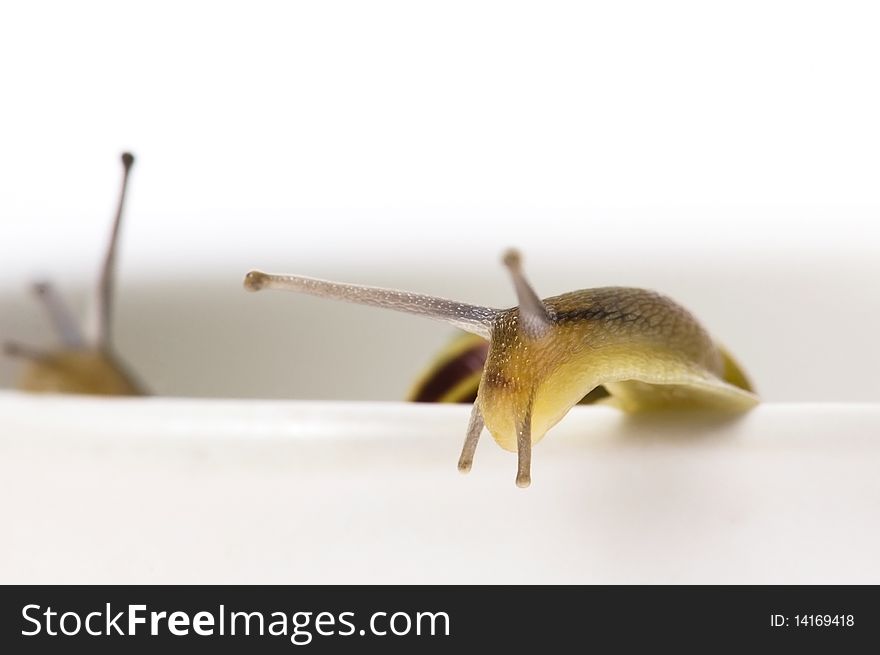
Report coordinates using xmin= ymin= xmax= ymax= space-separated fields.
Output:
xmin=3 ymin=153 xmax=146 ymax=395
xmin=244 ymin=250 xmax=757 ymax=487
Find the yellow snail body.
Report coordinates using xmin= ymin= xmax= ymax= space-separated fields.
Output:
xmin=244 ymin=250 xmax=757 ymax=487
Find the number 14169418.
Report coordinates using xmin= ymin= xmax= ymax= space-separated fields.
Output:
xmin=795 ymin=615 xmax=854 ymax=627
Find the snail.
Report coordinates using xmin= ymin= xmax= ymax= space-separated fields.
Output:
xmin=3 ymin=153 xmax=146 ymax=395
xmin=243 ymin=249 xmax=758 ymax=487
xmin=407 ymin=331 xmax=614 ymax=405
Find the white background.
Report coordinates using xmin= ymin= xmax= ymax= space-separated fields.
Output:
xmin=2 ymin=1 xmax=879 ymax=266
